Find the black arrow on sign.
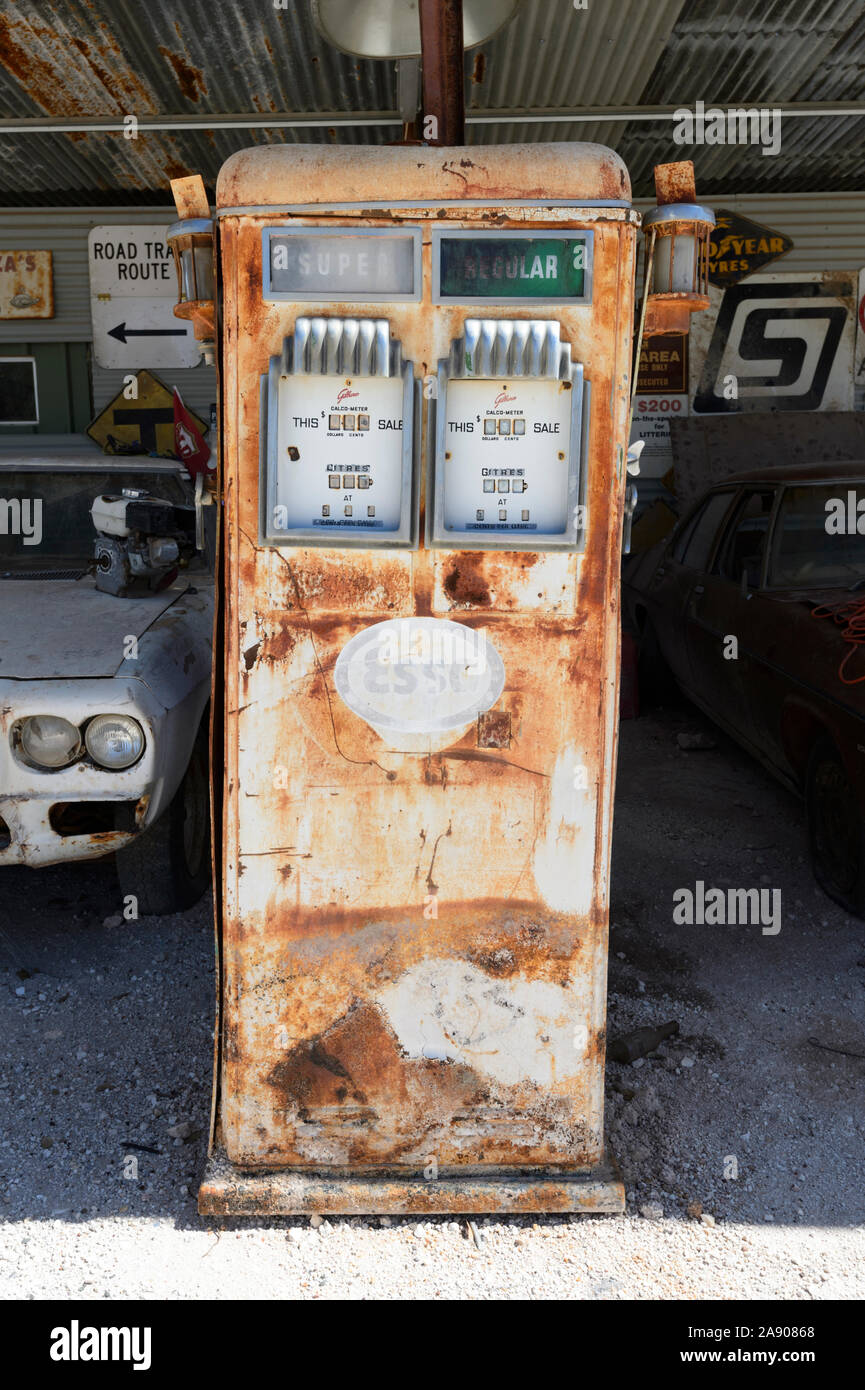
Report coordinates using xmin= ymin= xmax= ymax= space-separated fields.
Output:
xmin=107 ymin=321 xmax=187 ymax=344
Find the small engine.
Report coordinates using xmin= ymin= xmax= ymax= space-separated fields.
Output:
xmin=90 ymin=489 xmax=196 ymax=597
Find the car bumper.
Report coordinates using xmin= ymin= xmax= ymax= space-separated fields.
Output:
xmin=0 ymin=677 xmax=166 ymax=867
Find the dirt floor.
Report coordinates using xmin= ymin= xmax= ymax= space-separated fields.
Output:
xmin=1 ymin=701 xmax=863 ymax=1299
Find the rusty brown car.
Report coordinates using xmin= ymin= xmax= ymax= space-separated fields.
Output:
xmin=624 ymin=461 xmax=865 ymax=916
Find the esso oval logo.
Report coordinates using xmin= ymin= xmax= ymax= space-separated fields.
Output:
xmin=334 ymin=617 xmax=505 ymax=734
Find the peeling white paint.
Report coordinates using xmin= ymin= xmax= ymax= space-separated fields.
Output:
xmin=532 ymin=744 xmax=596 ymax=913
xmin=377 ymin=958 xmax=586 ymax=1089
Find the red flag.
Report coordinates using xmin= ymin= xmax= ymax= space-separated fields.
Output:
xmin=173 ymin=388 xmax=212 ymax=475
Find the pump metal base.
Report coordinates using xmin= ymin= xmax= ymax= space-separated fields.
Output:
xmin=198 ymin=1145 xmax=625 ymax=1216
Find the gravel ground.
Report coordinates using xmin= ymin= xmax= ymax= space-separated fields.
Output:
xmin=1 ymin=703 xmax=863 ymax=1300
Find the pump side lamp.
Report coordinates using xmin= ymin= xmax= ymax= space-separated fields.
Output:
xmin=641 ymin=201 xmax=715 ymax=336
xmin=166 ymin=217 xmax=216 ymax=363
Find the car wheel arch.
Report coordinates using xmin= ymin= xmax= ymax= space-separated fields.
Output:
xmin=779 ymin=702 xmax=839 ymax=790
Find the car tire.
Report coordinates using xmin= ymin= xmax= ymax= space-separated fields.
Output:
xmin=805 ymin=736 xmax=865 ymax=918
xmin=115 ymin=723 xmax=211 ymax=916
xmin=637 ymin=617 xmax=677 ymax=707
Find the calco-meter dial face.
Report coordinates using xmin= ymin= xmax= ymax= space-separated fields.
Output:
xmin=441 ymin=377 xmax=574 ymax=537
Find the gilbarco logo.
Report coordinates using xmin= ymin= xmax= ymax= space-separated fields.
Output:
xmin=493 ymin=389 xmax=516 ymax=407
xmin=337 ymin=386 xmax=359 ymax=403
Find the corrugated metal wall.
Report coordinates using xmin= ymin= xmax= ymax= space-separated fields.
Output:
xmin=0 ymin=207 xmax=217 ymax=416
xmin=1 ymin=193 xmax=861 ymax=427
xmin=470 ymin=0 xmax=689 ymax=148
xmin=635 ymin=192 xmax=865 ymax=273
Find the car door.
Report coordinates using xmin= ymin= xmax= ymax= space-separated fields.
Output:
xmin=647 ymin=489 xmax=739 ymax=692
xmin=685 ymin=488 xmax=777 ymax=741
xmin=743 ymin=482 xmax=865 ymax=775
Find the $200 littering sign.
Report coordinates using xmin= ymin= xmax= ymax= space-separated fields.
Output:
xmin=691 ymin=272 xmax=856 ymax=414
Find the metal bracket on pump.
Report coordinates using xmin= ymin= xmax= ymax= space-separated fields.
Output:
xmin=622 ymin=438 xmax=643 ymax=555
xmin=259 ymin=316 xmax=419 ymax=549
xmin=428 ymin=319 xmax=589 ymax=552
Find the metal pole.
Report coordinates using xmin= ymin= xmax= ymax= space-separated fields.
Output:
xmin=419 ymin=0 xmax=465 ymax=146
xmin=630 ymin=230 xmax=656 ymax=422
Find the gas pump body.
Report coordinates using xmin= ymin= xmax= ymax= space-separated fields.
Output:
xmin=201 ymin=143 xmax=638 ymax=1215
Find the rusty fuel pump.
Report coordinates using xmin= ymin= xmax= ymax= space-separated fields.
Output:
xmin=169 ymin=142 xmax=710 ymax=1215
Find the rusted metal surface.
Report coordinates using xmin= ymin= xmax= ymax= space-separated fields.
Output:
xmin=170 ymin=174 xmax=210 ymax=220
xmin=644 ymin=291 xmax=706 ymax=337
xmin=208 ymin=141 xmax=637 ymax=1212
xmin=0 ymin=0 xmax=396 ymax=203
xmin=216 ymin=139 xmax=631 ymax=208
xmin=1 ymin=1 xmax=865 ymax=203
xmin=653 ymin=160 xmax=696 ymax=206
xmin=419 ymin=0 xmax=466 ymax=147
xmin=200 ymin=1149 xmax=625 ymax=1215
xmin=0 ymin=249 xmax=53 ymax=318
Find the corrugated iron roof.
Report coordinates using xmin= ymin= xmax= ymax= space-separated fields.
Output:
xmin=468 ymin=0 xmax=689 ymax=149
xmin=0 ymin=0 xmax=863 ymax=203
xmin=621 ymin=0 xmax=865 ymax=193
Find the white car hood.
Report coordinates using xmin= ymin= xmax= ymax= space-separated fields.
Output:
xmin=0 ymin=577 xmax=186 ymax=679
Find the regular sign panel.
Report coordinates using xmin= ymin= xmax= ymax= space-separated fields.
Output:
xmin=88 ymin=224 xmax=200 ymax=370
xmin=690 ymin=272 xmax=856 ymax=414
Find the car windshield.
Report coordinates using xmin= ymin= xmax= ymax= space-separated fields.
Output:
xmin=768 ymin=482 xmax=865 ymax=589
xmin=0 ymin=468 xmax=200 ymax=577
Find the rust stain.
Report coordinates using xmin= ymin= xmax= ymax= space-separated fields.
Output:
xmin=158 ymin=47 xmax=208 ymax=103
xmin=478 ymin=709 xmax=511 ymax=749
xmin=257 ymin=624 xmax=298 ymax=665
xmin=0 ymin=12 xmax=161 ymax=116
xmin=654 ymin=160 xmax=696 ymax=206
xmin=442 ymin=554 xmax=492 ymax=607
xmin=259 ymin=998 xmax=593 ymax=1168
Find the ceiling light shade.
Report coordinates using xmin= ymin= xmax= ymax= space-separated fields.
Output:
xmin=311 ymin=0 xmax=520 ymax=58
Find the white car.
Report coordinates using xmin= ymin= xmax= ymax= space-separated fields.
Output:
xmin=0 ymin=453 xmax=213 ymax=915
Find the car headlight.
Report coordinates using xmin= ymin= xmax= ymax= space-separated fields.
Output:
xmin=20 ymin=715 xmax=83 ymax=769
xmin=85 ymin=714 xmax=144 ymax=770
